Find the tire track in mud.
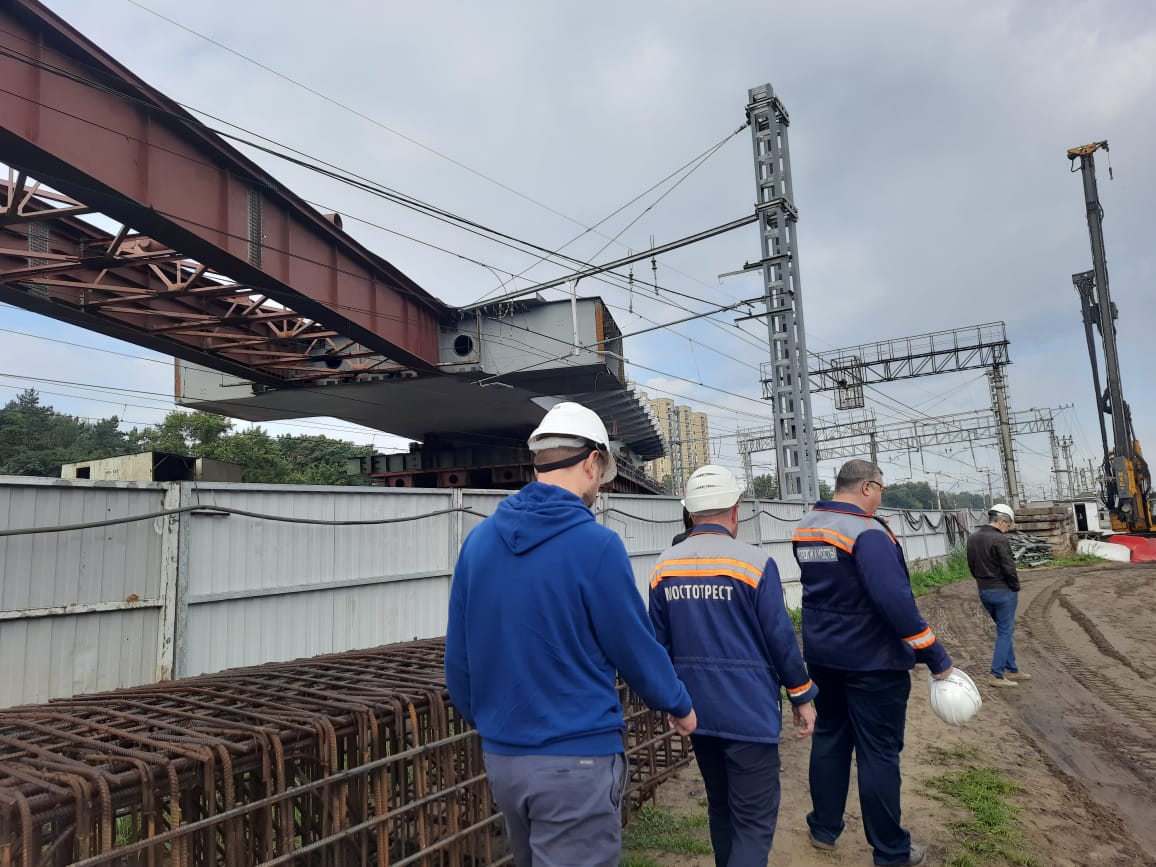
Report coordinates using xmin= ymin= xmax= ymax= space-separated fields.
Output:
xmin=999 ymin=566 xmax=1156 ymax=860
xmin=921 ymin=566 xmax=1156 ymax=864
xmin=1027 ymin=575 xmax=1156 ymax=744
xmin=1056 ymin=591 xmax=1156 ymax=680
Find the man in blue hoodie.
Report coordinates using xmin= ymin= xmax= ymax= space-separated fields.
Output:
xmin=649 ymin=464 xmax=817 ymax=867
xmin=445 ymin=401 xmax=697 ymax=867
xmin=793 ymin=460 xmax=954 ymax=867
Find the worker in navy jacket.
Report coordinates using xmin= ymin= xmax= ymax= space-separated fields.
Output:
xmin=792 ymin=460 xmax=954 ymax=867
xmin=445 ymin=402 xmax=696 ymax=867
xmin=650 ymin=465 xmax=817 ymax=867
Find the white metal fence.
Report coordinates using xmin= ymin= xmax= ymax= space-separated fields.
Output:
xmin=0 ymin=476 xmax=966 ymax=708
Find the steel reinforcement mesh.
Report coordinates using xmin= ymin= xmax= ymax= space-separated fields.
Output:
xmin=0 ymin=638 xmax=692 ymax=866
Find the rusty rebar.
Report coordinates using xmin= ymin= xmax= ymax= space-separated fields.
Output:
xmin=1 ymin=638 xmax=691 ymax=866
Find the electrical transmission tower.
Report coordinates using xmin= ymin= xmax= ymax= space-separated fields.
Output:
xmin=746 ymin=83 xmax=819 ymax=502
xmin=1060 ymin=435 xmax=1077 ymax=499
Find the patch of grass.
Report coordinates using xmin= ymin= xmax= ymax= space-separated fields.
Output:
xmin=787 ymin=606 xmax=803 ymax=631
xmin=620 ymin=855 xmax=663 ymax=867
xmin=924 ymin=744 xmax=982 ymax=766
xmin=925 ymin=761 xmax=1037 ymax=866
xmin=910 ymin=548 xmax=972 ymax=597
xmin=623 ymin=804 xmax=712 ymax=857
xmin=1044 ymin=553 xmax=1105 ymax=567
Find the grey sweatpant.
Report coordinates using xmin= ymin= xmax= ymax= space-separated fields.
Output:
xmin=483 ymin=752 xmax=627 ymax=867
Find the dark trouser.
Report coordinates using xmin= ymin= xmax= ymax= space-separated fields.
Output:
xmin=806 ymin=665 xmax=913 ymax=866
xmin=979 ymin=588 xmax=1019 ymax=677
xmin=690 ymin=735 xmax=781 ymax=867
xmin=482 ymin=752 xmax=626 ymax=867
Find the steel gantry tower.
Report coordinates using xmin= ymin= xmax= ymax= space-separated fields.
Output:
xmin=747 ymin=84 xmax=818 ymax=502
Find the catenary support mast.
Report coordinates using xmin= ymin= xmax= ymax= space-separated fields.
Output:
xmin=747 ymin=84 xmax=818 ymax=501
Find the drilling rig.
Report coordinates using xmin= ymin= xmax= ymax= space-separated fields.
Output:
xmin=1068 ymin=141 xmax=1154 ymax=534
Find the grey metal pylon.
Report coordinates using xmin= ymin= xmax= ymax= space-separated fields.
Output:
xmin=747 ymin=83 xmax=818 ymax=502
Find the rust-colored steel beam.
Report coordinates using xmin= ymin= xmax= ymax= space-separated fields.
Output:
xmin=0 ymin=0 xmax=450 ymax=380
xmin=0 ymin=181 xmax=406 ymax=385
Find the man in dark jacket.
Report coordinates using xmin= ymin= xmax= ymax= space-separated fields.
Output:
xmin=445 ymin=401 xmax=697 ymax=867
xmin=792 ymin=460 xmax=954 ymax=867
xmin=650 ymin=464 xmax=816 ymax=867
xmin=966 ymin=504 xmax=1030 ymax=688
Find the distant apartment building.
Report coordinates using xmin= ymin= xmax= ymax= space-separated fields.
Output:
xmin=641 ymin=394 xmax=710 ymax=493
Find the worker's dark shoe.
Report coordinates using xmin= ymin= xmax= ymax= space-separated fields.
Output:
xmin=988 ymin=676 xmax=1018 ymax=688
xmin=808 ymin=831 xmax=836 ymax=851
xmin=878 ymin=842 xmax=925 ymax=866
xmin=1005 ymin=670 xmax=1032 ymax=681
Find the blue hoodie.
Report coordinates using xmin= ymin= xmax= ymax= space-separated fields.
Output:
xmin=445 ymin=481 xmax=692 ymax=756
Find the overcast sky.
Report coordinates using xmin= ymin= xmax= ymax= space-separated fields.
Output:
xmin=4 ymin=0 xmax=1153 ymax=500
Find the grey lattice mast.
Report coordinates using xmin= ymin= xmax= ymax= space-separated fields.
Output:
xmin=747 ymin=83 xmax=819 ymax=502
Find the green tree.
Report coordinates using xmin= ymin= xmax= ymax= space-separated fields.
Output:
xmin=0 ymin=390 xmax=137 ymax=476
xmin=131 ymin=410 xmax=232 ymax=454
xmin=207 ymin=426 xmax=295 ymax=483
xmin=276 ymin=434 xmax=373 ymax=485
xmin=881 ymin=481 xmax=932 ymax=509
xmin=751 ymin=474 xmax=779 ymax=499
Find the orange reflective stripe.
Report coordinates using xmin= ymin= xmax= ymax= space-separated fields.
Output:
xmin=651 ymin=567 xmax=759 ymax=589
xmin=786 ymin=679 xmax=813 ymax=698
xmin=904 ymin=627 xmax=936 ymax=648
xmin=654 ymin=557 xmax=762 ymax=582
xmin=792 ymin=526 xmax=857 ymax=548
xmin=792 ymin=529 xmax=854 ymax=554
xmin=660 ymin=556 xmax=762 ymax=575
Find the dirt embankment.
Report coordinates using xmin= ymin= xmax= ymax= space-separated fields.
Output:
xmin=649 ymin=563 xmax=1156 ymax=866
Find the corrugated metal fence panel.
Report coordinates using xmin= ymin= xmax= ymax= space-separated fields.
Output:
xmin=0 ymin=477 xmax=166 ymax=706
xmin=750 ymin=499 xmax=807 ymax=585
xmin=601 ymin=494 xmax=683 ymax=598
xmin=179 ymin=484 xmax=457 ymax=678
xmin=736 ymin=500 xmax=800 ymax=607
xmin=0 ymin=478 xmax=971 ymax=707
xmin=461 ymin=491 xmax=506 ymax=536
xmin=882 ymin=509 xmax=957 ymax=563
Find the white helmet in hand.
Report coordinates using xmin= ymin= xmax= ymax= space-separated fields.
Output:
xmin=928 ymin=668 xmax=982 ymax=726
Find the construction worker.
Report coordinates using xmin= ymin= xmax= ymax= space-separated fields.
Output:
xmin=649 ymin=464 xmax=817 ymax=867
xmin=792 ymin=459 xmax=954 ymax=867
xmin=966 ymin=504 xmax=1029 ymax=687
xmin=444 ymin=401 xmax=697 ymax=867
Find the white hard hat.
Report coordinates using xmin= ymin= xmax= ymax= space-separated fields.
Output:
xmin=989 ymin=503 xmax=1015 ymax=521
xmin=928 ymin=669 xmax=982 ymax=726
xmin=683 ymin=465 xmax=744 ymax=514
xmin=528 ymin=401 xmax=617 ymax=484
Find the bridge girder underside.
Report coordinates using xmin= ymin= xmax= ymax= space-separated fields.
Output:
xmin=0 ymin=0 xmax=449 ymax=387
xmin=0 ymin=173 xmax=404 ymax=387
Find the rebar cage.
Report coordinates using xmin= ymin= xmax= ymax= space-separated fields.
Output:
xmin=0 ymin=638 xmax=692 ymax=866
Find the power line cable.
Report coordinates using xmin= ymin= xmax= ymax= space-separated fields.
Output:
xmin=0 ymin=503 xmax=491 ymax=537
xmin=0 ymin=35 xmax=763 ymax=332
xmin=119 ymin=0 xmax=748 ymax=297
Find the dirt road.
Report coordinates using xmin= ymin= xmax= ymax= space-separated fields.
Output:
xmin=646 ymin=562 xmax=1156 ymax=866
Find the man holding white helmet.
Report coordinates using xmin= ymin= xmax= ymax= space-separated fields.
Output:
xmin=649 ymin=464 xmax=817 ymax=867
xmin=445 ymin=400 xmax=697 ymax=867
xmin=966 ymin=504 xmax=1029 ymax=688
xmin=792 ymin=460 xmax=954 ymax=867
